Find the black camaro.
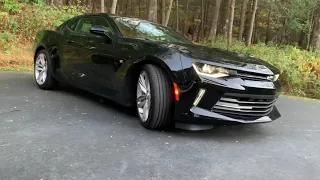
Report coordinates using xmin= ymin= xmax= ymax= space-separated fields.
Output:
xmin=33 ymin=13 xmax=281 ymax=130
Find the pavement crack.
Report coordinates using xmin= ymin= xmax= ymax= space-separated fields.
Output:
xmin=0 ymin=109 xmax=21 ymax=114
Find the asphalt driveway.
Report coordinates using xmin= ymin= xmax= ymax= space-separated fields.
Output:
xmin=0 ymin=72 xmax=319 ymax=180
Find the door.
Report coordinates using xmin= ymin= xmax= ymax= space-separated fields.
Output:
xmin=66 ymin=17 xmax=97 ymax=86
xmin=84 ymin=17 xmax=120 ymax=96
xmin=59 ymin=18 xmax=82 ymax=81
xmin=65 ymin=16 xmax=120 ymax=96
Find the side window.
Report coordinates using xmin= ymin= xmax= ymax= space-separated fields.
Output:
xmin=94 ymin=17 xmax=111 ymax=33
xmin=75 ymin=17 xmax=112 ymax=34
xmin=75 ymin=18 xmax=95 ymax=33
xmin=67 ymin=19 xmax=79 ymax=31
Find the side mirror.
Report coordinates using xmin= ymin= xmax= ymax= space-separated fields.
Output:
xmin=90 ymin=25 xmax=113 ymax=43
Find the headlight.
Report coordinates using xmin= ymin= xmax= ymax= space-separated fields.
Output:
xmin=192 ymin=63 xmax=237 ymax=78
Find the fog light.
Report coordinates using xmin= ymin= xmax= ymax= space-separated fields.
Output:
xmin=193 ymin=89 xmax=206 ymax=106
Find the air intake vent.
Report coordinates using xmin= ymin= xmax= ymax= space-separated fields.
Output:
xmin=212 ymin=93 xmax=277 ymax=119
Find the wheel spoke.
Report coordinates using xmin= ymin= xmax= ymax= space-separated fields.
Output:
xmin=37 ymin=71 xmax=44 ymax=82
xmin=138 ymin=76 xmax=147 ymax=93
xmin=137 ymin=95 xmax=147 ymax=108
xmin=143 ymin=101 xmax=149 ymax=119
xmin=41 ymin=71 xmax=47 ymax=82
xmin=35 ymin=66 xmax=43 ymax=71
xmin=36 ymin=61 xmax=44 ymax=68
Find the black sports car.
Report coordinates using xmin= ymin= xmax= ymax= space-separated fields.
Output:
xmin=33 ymin=14 xmax=281 ymax=130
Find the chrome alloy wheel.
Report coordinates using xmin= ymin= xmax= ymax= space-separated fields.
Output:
xmin=137 ymin=71 xmax=151 ymax=122
xmin=35 ymin=53 xmax=48 ymax=85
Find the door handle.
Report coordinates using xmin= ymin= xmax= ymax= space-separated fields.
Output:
xmin=67 ymin=40 xmax=75 ymax=44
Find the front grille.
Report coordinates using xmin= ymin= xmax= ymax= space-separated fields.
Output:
xmin=212 ymin=93 xmax=277 ymax=119
xmin=237 ymin=71 xmax=270 ymax=81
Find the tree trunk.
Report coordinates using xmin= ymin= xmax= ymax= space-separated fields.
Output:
xmin=203 ymin=0 xmax=210 ymax=38
xmin=101 ymin=0 xmax=105 ymax=12
xmin=208 ymin=0 xmax=222 ymax=42
xmin=197 ymin=0 xmax=205 ymax=42
xmin=164 ymin=0 xmax=174 ymax=26
xmin=110 ymin=0 xmax=118 ymax=14
xmin=161 ymin=0 xmax=166 ymax=25
xmin=125 ymin=0 xmax=129 ymax=16
xmin=87 ymin=0 xmax=92 ymax=7
xmin=218 ymin=0 xmax=231 ymax=38
xmin=245 ymin=0 xmax=258 ymax=46
xmin=138 ymin=0 xmax=142 ymax=17
xmin=227 ymin=0 xmax=235 ymax=50
xmin=265 ymin=8 xmax=270 ymax=45
xmin=148 ymin=0 xmax=158 ymax=22
xmin=239 ymin=0 xmax=249 ymax=41
xmin=182 ymin=0 xmax=189 ymax=35
xmin=92 ymin=0 xmax=97 ymax=12
xmin=176 ymin=0 xmax=179 ymax=31
xmin=311 ymin=6 xmax=320 ymax=50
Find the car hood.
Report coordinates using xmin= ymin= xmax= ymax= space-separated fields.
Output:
xmin=169 ymin=43 xmax=279 ymax=75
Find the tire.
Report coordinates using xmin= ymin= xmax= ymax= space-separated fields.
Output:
xmin=34 ymin=49 xmax=58 ymax=90
xmin=136 ymin=64 xmax=174 ymax=130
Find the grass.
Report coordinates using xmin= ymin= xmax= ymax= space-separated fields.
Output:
xmin=0 ymin=44 xmax=33 ymax=72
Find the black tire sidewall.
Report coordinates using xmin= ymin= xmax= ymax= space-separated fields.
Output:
xmin=137 ymin=65 xmax=174 ymax=129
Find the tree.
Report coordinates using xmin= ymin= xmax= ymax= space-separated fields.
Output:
xmin=197 ymin=0 xmax=205 ymax=41
xmin=164 ymin=0 xmax=174 ymax=26
xmin=246 ymin=0 xmax=258 ymax=46
xmin=176 ymin=0 xmax=179 ymax=31
xmin=101 ymin=0 xmax=105 ymax=13
xmin=110 ymin=0 xmax=118 ymax=14
xmin=148 ymin=0 xmax=158 ymax=22
xmin=218 ymin=0 xmax=231 ymax=38
xmin=161 ymin=0 xmax=166 ymax=25
xmin=239 ymin=0 xmax=249 ymax=41
xmin=208 ymin=0 xmax=222 ymax=41
xmin=228 ymin=0 xmax=235 ymax=50
xmin=182 ymin=0 xmax=189 ymax=35
xmin=311 ymin=6 xmax=320 ymax=50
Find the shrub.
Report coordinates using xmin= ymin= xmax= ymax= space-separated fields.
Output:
xmin=1 ymin=0 xmax=22 ymax=13
xmin=0 ymin=3 xmax=88 ymax=42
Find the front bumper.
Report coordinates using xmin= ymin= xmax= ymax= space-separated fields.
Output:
xmin=174 ymin=76 xmax=282 ymax=125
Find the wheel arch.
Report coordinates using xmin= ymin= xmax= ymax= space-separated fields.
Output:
xmin=34 ymin=45 xmax=47 ymax=61
xmin=124 ymin=56 xmax=180 ymax=106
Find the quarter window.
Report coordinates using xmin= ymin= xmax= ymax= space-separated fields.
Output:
xmin=67 ymin=19 xmax=79 ymax=31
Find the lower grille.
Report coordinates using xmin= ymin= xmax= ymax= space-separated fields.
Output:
xmin=237 ymin=71 xmax=271 ymax=81
xmin=212 ymin=93 xmax=277 ymax=119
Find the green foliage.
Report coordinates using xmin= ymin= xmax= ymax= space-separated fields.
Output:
xmin=0 ymin=3 xmax=88 ymax=42
xmin=1 ymin=0 xmax=22 ymax=13
xmin=203 ymin=37 xmax=320 ymax=99
xmin=0 ymin=31 xmax=17 ymax=50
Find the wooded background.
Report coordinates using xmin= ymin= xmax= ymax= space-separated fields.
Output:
xmin=45 ymin=0 xmax=320 ymax=50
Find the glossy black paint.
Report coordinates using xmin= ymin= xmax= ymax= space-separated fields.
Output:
xmin=34 ymin=14 xmax=282 ymax=125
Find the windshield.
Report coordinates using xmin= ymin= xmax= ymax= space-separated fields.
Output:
xmin=112 ymin=17 xmax=192 ymax=44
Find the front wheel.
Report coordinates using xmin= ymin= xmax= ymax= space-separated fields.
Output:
xmin=136 ymin=64 xmax=174 ymax=130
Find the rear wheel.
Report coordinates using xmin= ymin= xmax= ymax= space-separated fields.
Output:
xmin=136 ymin=64 xmax=174 ymax=130
xmin=34 ymin=49 xmax=58 ymax=90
